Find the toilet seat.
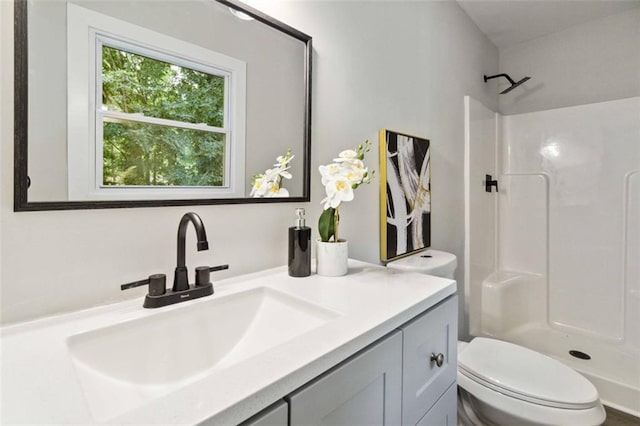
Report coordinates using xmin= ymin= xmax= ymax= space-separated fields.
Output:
xmin=457 ymin=375 xmax=606 ymax=426
xmin=458 ymin=338 xmax=599 ymax=410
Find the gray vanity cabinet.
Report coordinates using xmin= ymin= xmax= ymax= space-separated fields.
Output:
xmin=235 ymin=295 xmax=458 ymax=426
xmin=400 ymin=296 xmax=458 ymax=426
xmin=287 ymin=330 xmax=403 ymax=426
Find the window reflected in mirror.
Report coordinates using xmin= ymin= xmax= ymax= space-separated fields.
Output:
xmin=66 ymin=3 xmax=246 ymax=200
xmin=15 ymin=0 xmax=311 ymax=209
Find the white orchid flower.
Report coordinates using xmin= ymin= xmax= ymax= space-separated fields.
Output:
xmin=251 ymin=150 xmax=294 ymax=198
xmin=318 ymin=140 xmax=373 ymax=242
xmin=319 ymin=163 xmax=341 ymax=186
xmin=333 ymin=150 xmax=358 ymax=162
xmin=342 ymin=166 xmax=367 ymax=186
xmin=265 ymin=184 xmax=290 ymax=198
xmin=321 ymin=177 xmax=354 ymax=209
xmin=274 ymin=153 xmax=295 ymax=167
xmin=250 ymin=175 xmax=269 ymax=197
xmin=262 ymin=168 xmax=277 ymax=178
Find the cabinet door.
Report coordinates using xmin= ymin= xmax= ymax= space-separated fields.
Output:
xmin=288 ymin=331 xmax=402 ymax=426
xmin=401 ymin=296 xmax=457 ymax=426
xmin=415 ymin=383 xmax=457 ymax=426
xmin=239 ymin=400 xmax=288 ymax=426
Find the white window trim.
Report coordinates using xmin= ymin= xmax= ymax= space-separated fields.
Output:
xmin=95 ymin=35 xmax=232 ymax=191
xmin=67 ymin=3 xmax=246 ymax=200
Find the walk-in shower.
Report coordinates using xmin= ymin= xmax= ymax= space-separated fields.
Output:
xmin=464 ymin=95 xmax=640 ymax=417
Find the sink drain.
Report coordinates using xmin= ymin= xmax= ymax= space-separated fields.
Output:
xmin=569 ymin=350 xmax=591 ymax=360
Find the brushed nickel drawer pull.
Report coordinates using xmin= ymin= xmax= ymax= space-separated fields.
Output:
xmin=430 ymin=352 xmax=444 ymax=367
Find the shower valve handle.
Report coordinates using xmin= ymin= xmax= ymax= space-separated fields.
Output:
xmin=485 ymin=174 xmax=499 ymax=193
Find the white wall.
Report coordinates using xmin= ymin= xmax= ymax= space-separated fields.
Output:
xmin=1 ymin=0 xmax=497 ymax=325
xmin=499 ymin=8 xmax=640 ymax=115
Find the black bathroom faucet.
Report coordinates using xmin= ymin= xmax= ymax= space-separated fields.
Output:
xmin=120 ymin=212 xmax=228 ymax=308
xmin=174 ymin=212 xmax=209 ymax=292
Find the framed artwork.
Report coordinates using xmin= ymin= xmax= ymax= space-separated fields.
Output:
xmin=379 ymin=129 xmax=431 ymax=262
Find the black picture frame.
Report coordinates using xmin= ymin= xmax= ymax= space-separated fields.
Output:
xmin=13 ymin=0 xmax=312 ymax=211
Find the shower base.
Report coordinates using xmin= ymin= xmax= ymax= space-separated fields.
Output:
xmin=497 ymin=324 xmax=640 ymax=417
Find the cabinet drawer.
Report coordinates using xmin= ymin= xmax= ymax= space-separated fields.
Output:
xmin=415 ymin=383 xmax=457 ymax=426
xmin=401 ymin=295 xmax=457 ymax=426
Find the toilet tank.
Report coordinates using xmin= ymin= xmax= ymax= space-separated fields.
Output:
xmin=386 ymin=249 xmax=457 ymax=279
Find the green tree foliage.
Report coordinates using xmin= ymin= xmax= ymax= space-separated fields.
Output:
xmin=101 ymin=46 xmax=226 ymax=187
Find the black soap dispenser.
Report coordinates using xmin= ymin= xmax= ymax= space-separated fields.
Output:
xmin=288 ymin=208 xmax=311 ymax=277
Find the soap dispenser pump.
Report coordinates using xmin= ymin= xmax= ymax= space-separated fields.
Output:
xmin=288 ymin=208 xmax=311 ymax=277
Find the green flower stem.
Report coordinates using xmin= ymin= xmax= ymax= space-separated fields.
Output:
xmin=334 ymin=208 xmax=340 ymax=242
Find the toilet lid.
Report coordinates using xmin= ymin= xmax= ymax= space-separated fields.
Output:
xmin=458 ymin=338 xmax=599 ymax=409
xmin=386 ymin=249 xmax=457 ymax=276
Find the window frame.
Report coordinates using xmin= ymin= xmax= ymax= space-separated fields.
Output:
xmin=96 ymin=37 xmax=232 ymax=190
xmin=67 ymin=3 xmax=247 ymax=200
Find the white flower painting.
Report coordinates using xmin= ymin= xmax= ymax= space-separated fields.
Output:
xmin=380 ymin=130 xmax=431 ymax=261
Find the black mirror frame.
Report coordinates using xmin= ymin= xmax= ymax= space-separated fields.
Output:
xmin=14 ymin=0 xmax=312 ymax=211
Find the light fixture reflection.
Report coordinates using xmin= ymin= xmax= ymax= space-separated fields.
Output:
xmin=540 ymin=142 xmax=560 ymax=159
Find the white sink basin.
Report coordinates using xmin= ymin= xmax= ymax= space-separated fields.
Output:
xmin=67 ymin=286 xmax=338 ymax=420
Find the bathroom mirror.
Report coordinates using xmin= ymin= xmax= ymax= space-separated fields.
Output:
xmin=14 ymin=0 xmax=311 ymax=211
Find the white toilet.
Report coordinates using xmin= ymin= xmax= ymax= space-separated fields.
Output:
xmin=387 ymin=249 xmax=606 ymax=426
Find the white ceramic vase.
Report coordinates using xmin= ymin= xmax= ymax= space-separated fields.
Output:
xmin=316 ymin=239 xmax=348 ymax=277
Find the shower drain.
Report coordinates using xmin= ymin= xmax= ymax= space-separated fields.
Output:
xmin=569 ymin=350 xmax=591 ymax=360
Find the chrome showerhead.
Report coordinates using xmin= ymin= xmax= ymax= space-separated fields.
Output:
xmin=484 ymin=73 xmax=531 ymax=95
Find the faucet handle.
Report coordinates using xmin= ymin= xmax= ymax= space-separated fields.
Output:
xmin=208 ymin=264 xmax=230 ymax=273
xmin=121 ymin=274 xmax=166 ymax=296
xmin=195 ymin=264 xmax=229 ymax=287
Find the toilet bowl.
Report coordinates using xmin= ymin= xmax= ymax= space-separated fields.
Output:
xmin=457 ymin=338 xmax=605 ymax=426
xmin=386 ymin=250 xmax=606 ymax=426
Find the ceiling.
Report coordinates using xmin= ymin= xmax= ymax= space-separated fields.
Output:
xmin=457 ymin=0 xmax=640 ymax=48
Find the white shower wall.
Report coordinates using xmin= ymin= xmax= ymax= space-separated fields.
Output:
xmin=465 ymin=96 xmax=640 ymax=414
xmin=501 ymin=97 xmax=640 ymax=343
xmin=464 ymin=96 xmax=498 ymax=337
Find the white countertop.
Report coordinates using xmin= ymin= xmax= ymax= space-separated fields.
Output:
xmin=0 ymin=260 xmax=456 ymax=425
